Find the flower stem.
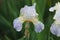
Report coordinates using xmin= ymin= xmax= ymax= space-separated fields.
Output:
xmin=24 ymin=22 xmax=30 ymax=40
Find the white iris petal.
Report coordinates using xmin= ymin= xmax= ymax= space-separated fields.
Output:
xmin=34 ymin=21 xmax=44 ymax=33
xmin=49 ymin=7 xmax=55 ymax=12
xmin=13 ymin=3 xmax=44 ymax=33
xmin=49 ymin=2 xmax=60 ymax=37
xmin=49 ymin=2 xmax=60 ymax=20
xmin=20 ymin=4 xmax=38 ymax=20
xmin=53 ymin=10 xmax=60 ymax=20
xmin=50 ymin=23 xmax=60 ymax=37
xmin=13 ymin=17 xmax=23 ymax=32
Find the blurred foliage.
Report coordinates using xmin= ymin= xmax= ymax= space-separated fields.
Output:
xmin=0 ymin=0 xmax=60 ymax=40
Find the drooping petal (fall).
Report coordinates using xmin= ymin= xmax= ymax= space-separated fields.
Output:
xmin=50 ymin=22 xmax=60 ymax=37
xmin=33 ymin=21 xmax=44 ymax=33
xmin=13 ymin=17 xmax=23 ymax=32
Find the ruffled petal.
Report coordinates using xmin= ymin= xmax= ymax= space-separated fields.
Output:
xmin=13 ymin=17 xmax=23 ymax=32
xmin=20 ymin=3 xmax=38 ymax=20
xmin=50 ymin=22 xmax=60 ymax=37
xmin=49 ymin=7 xmax=55 ymax=12
xmin=33 ymin=21 xmax=44 ymax=33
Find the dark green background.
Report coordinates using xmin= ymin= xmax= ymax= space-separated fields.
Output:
xmin=0 ymin=0 xmax=60 ymax=40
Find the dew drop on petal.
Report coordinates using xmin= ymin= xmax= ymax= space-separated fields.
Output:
xmin=50 ymin=23 xmax=60 ymax=37
xmin=13 ymin=17 xmax=23 ymax=32
xmin=34 ymin=21 xmax=44 ymax=33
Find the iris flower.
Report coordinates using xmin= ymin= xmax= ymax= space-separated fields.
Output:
xmin=49 ymin=2 xmax=60 ymax=37
xmin=13 ymin=3 xmax=44 ymax=33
